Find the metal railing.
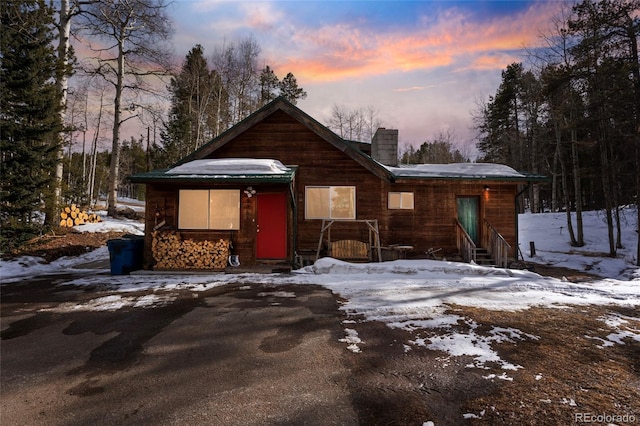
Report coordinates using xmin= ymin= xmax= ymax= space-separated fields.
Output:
xmin=481 ymin=219 xmax=511 ymax=268
xmin=455 ymin=219 xmax=477 ymax=264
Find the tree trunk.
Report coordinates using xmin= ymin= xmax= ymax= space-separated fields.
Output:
xmin=614 ymin=203 xmax=623 ymax=250
xmin=551 ymin=152 xmax=559 ymax=212
xmin=637 ymin=137 xmax=640 ymax=266
xmin=82 ymin=92 xmax=89 ymax=186
xmin=88 ymin=130 xmax=98 ymax=206
xmin=215 ymin=84 xmax=223 ymax=137
xmin=530 ymin=105 xmax=540 ymax=213
xmin=107 ymin=38 xmax=125 ymax=217
xmin=48 ymin=0 xmax=72 ymax=227
xmin=88 ymin=91 xmax=103 ymax=206
xmin=556 ymin=121 xmax=577 ymax=246
xmin=625 ymin=12 xmax=640 ymax=266
xmin=529 ymin=184 xmax=540 ymax=213
xmin=598 ymin=132 xmax=616 ymax=257
xmin=610 ymin=146 xmax=623 ymax=250
xmin=570 ymin=117 xmax=584 ymax=246
xmin=146 ymin=126 xmax=151 ymax=172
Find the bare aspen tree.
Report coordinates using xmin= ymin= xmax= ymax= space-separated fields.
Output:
xmin=235 ymin=36 xmax=261 ymax=121
xmin=567 ymin=0 xmax=640 ymax=256
xmin=87 ymin=84 xmax=106 ymax=206
xmin=51 ymin=0 xmax=72 ymax=224
xmin=534 ymin=6 xmax=585 ymax=245
xmin=328 ymin=104 xmax=384 ymax=142
xmin=210 ymin=36 xmax=261 ymax=125
xmin=77 ymin=0 xmax=173 ymax=216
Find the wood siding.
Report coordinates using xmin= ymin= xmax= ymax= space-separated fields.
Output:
xmin=384 ymin=180 xmax=518 ymax=257
xmin=143 ymin=182 xmax=292 ymax=269
xmin=205 ymin=110 xmax=386 ymax=256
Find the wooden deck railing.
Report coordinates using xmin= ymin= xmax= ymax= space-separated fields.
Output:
xmin=455 ymin=219 xmax=476 ymax=264
xmin=481 ymin=219 xmax=511 ymax=268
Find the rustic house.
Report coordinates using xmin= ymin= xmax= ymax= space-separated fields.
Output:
xmin=130 ymin=97 xmax=545 ymax=272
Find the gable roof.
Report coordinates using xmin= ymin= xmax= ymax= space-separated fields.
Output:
xmin=131 ymin=97 xmax=548 ymax=185
xmin=175 ymin=97 xmax=394 ymax=182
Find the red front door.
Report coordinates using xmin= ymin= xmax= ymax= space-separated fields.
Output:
xmin=256 ymin=193 xmax=287 ymax=259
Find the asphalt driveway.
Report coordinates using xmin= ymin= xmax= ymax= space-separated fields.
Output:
xmin=1 ymin=274 xmax=358 ymax=425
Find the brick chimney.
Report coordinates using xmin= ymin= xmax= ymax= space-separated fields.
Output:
xmin=371 ymin=128 xmax=398 ymax=166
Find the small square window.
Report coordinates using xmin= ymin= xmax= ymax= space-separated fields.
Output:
xmin=388 ymin=192 xmax=414 ymax=210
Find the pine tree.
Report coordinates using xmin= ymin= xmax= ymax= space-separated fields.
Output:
xmin=259 ymin=66 xmax=279 ymax=106
xmin=475 ymin=0 xmax=639 ymax=258
xmin=279 ymin=72 xmax=307 ymax=105
xmin=477 ymin=64 xmax=527 ymax=166
xmin=0 ymin=0 xmax=64 ymax=250
xmin=160 ymin=45 xmax=222 ymax=167
xmin=568 ymin=0 xmax=640 ymax=256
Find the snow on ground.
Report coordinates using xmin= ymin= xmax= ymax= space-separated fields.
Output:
xmin=1 ymin=206 xmax=639 ymax=378
xmin=284 ymin=257 xmax=639 ymax=375
xmin=0 ymin=207 xmax=143 ymax=280
xmin=78 ymin=217 xmax=144 ymax=234
xmin=90 ymin=196 xmax=146 ymax=215
xmin=519 ymin=206 xmax=638 ymax=279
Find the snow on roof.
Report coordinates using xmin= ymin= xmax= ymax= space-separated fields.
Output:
xmin=166 ymin=159 xmax=290 ymax=176
xmin=386 ymin=163 xmax=526 ymax=179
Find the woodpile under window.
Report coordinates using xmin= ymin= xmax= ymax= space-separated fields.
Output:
xmin=152 ymin=230 xmax=230 ymax=270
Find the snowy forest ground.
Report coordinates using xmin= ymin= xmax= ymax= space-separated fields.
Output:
xmin=1 ymin=203 xmax=639 ymax=424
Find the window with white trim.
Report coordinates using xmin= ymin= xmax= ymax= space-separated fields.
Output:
xmin=178 ymin=189 xmax=240 ymax=230
xmin=305 ymin=186 xmax=356 ymax=219
xmin=388 ymin=192 xmax=414 ymax=210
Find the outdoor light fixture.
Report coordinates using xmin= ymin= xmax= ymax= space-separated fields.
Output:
xmin=484 ymin=185 xmax=490 ymax=192
xmin=244 ymin=186 xmax=256 ymax=198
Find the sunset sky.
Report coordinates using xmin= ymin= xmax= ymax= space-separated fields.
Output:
xmin=164 ymin=1 xmax=564 ymax=156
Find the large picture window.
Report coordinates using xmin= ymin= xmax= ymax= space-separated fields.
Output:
xmin=305 ymin=186 xmax=356 ymax=219
xmin=178 ymin=189 xmax=240 ymax=230
xmin=388 ymin=192 xmax=414 ymax=210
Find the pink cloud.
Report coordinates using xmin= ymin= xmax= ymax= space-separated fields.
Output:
xmin=242 ymin=2 xmax=283 ymax=32
xmin=270 ymin=2 xmax=562 ymax=83
xmin=392 ymin=80 xmax=457 ymax=92
xmin=464 ymin=54 xmax=523 ymax=72
xmin=393 ymin=86 xmax=427 ymax=93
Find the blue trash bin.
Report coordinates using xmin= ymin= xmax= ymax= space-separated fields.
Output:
xmin=107 ymin=237 xmax=144 ymax=275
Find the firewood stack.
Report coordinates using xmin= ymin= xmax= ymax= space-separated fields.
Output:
xmin=59 ymin=204 xmax=102 ymax=227
xmin=152 ymin=230 xmax=230 ymax=270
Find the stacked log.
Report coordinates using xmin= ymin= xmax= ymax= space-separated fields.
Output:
xmin=152 ymin=230 xmax=230 ymax=270
xmin=59 ymin=204 xmax=102 ymax=227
